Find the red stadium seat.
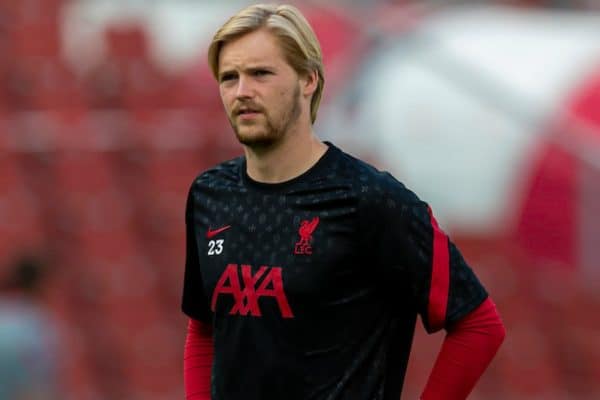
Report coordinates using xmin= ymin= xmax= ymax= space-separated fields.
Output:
xmin=48 ymin=144 xmax=168 ymax=397
xmin=67 ymin=229 xmax=171 ymax=398
xmin=0 ymin=0 xmax=63 ymax=26
xmin=85 ymin=24 xmax=172 ymax=111
xmin=0 ymin=147 xmax=45 ymax=271
xmin=9 ymin=22 xmax=62 ymax=58
xmin=5 ymin=57 xmax=86 ymax=111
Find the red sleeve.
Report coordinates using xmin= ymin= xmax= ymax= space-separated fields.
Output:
xmin=184 ymin=318 xmax=214 ymax=400
xmin=421 ymin=297 xmax=506 ymax=400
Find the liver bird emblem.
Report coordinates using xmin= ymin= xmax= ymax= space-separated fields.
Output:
xmin=294 ymin=216 xmax=320 ymax=255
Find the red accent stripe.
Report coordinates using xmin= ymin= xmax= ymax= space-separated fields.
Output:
xmin=427 ymin=206 xmax=450 ymax=331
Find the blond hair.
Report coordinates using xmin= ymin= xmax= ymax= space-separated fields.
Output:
xmin=208 ymin=3 xmax=325 ymax=124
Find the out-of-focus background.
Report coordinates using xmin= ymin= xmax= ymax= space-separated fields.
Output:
xmin=1 ymin=0 xmax=599 ymax=399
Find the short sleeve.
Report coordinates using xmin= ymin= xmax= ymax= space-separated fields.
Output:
xmin=181 ymin=184 xmax=212 ymax=323
xmin=373 ymin=186 xmax=488 ymax=333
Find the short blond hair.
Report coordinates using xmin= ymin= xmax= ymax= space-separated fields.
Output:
xmin=208 ymin=3 xmax=325 ymax=124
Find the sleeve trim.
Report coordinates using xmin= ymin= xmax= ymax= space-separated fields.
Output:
xmin=427 ymin=206 xmax=450 ymax=331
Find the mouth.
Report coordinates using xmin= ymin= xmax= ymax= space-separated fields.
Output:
xmin=235 ymin=108 xmax=262 ymax=121
xmin=235 ymin=103 xmax=263 ymax=115
xmin=236 ymin=108 xmax=261 ymax=116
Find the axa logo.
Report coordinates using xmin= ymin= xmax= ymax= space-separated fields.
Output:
xmin=294 ymin=216 xmax=320 ymax=255
xmin=211 ymin=264 xmax=294 ymax=318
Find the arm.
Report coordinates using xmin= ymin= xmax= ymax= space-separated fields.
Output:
xmin=184 ymin=318 xmax=214 ymax=400
xmin=421 ymin=297 xmax=505 ymax=400
xmin=182 ymin=185 xmax=215 ymax=399
xmin=369 ymin=178 xmax=504 ymax=398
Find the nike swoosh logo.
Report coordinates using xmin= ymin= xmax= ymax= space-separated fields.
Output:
xmin=206 ymin=225 xmax=232 ymax=239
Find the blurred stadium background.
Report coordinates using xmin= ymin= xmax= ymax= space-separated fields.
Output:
xmin=0 ymin=0 xmax=599 ymax=399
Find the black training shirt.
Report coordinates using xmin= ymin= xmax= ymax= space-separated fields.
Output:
xmin=182 ymin=142 xmax=487 ymax=400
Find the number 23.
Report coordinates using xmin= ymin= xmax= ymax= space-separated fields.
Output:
xmin=208 ymin=239 xmax=224 ymax=255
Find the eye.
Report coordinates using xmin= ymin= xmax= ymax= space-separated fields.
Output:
xmin=253 ymin=69 xmax=271 ymax=77
xmin=220 ymin=73 xmax=237 ymax=83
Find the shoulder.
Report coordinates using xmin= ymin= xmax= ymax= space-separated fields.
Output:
xmin=332 ymin=146 xmax=421 ymax=207
xmin=189 ymin=156 xmax=244 ymax=193
xmin=185 ymin=157 xmax=244 ymax=216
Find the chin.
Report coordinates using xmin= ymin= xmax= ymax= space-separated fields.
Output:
xmin=237 ymin=135 xmax=278 ymax=148
xmin=235 ymin=130 xmax=281 ymax=148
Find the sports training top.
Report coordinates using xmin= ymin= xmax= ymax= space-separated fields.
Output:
xmin=182 ymin=142 xmax=487 ymax=400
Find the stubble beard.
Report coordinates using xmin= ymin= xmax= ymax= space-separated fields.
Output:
xmin=230 ymin=85 xmax=302 ymax=150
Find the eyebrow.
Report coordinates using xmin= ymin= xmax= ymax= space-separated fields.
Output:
xmin=219 ymin=64 xmax=277 ymax=79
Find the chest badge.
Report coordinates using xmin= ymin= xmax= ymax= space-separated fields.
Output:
xmin=294 ymin=216 xmax=320 ymax=255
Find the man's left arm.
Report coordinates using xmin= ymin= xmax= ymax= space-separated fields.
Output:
xmin=377 ymin=192 xmax=505 ymax=399
xmin=420 ymin=297 xmax=505 ymax=399
xmin=373 ymin=180 xmax=506 ymax=398
xmin=414 ymin=204 xmax=506 ymax=398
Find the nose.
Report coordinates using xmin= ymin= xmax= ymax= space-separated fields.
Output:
xmin=235 ymin=75 xmax=253 ymax=99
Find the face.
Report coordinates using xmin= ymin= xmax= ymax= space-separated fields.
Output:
xmin=217 ymin=29 xmax=303 ymax=148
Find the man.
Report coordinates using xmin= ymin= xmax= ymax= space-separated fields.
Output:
xmin=0 ymin=256 xmax=60 ymax=400
xmin=182 ymin=4 xmax=505 ymax=399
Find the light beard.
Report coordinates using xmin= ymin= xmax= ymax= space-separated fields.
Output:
xmin=230 ymin=85 xmax=302 ymax=150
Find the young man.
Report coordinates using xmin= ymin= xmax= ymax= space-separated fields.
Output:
xmin=182 ymin=4 xmax=505 ymax=399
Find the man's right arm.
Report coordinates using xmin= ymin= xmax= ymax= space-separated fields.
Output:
xmin=182 ymin=183 xmax=214 ymax=399
xmin=184 ymin=318 xmax=214 ymax=400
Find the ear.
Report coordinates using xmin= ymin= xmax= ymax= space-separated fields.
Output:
xmin=300 ymin=69 xmax=319 ymax=99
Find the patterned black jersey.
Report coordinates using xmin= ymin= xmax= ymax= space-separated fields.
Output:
xmin=182 ymin=142 xmax=487 ymax=400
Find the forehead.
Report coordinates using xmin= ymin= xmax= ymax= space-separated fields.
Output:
xmin=218 ymin=28 xmax=287 ymax=70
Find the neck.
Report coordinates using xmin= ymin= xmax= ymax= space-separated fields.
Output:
xmin=244 ymin=125 xmax=327 ymax=183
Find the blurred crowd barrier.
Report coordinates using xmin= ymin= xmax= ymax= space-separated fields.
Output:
xmin=0 ymin=0 xmax=599 ymax=399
